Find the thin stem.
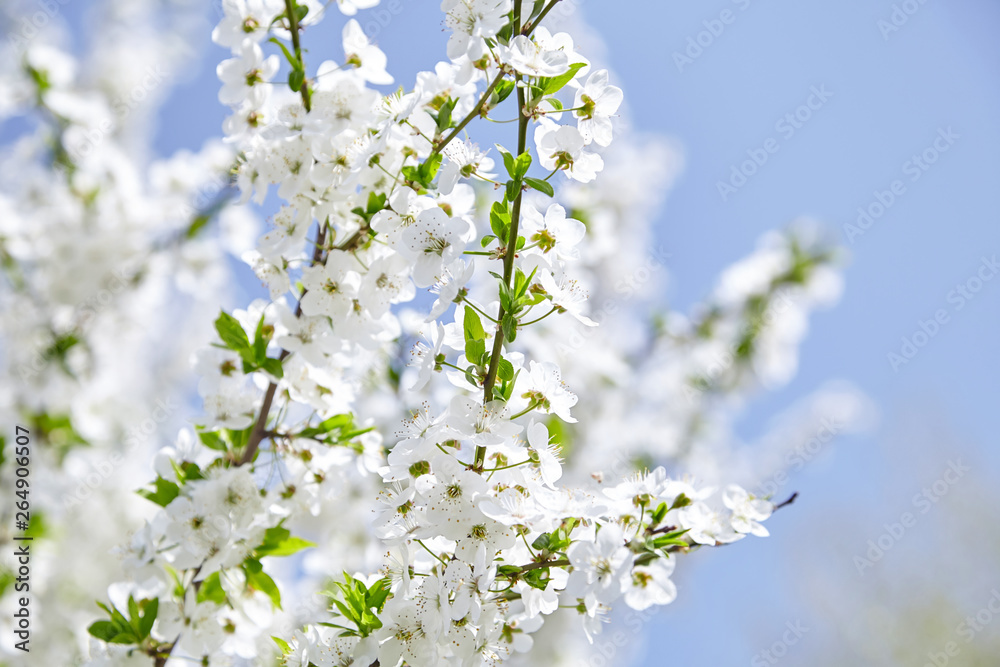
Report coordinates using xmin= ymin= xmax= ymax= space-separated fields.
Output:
xmin=523 ymin=0 xmax=562 ymax=35
xmin=774 ymin=492 xmax=799 ymax=511
xmin=481 ymin=458 xmax=532 ymax=472
xmin=284 ymin=0 xmax=311 ymax=112
xmin=474 ymin=4 xmax=534 ymax=475
xmin=431 ymin=71 xmax=505 ymax=157
xmin=520 ymin=307 xmax=558 ymax=327
xmin=415 ymin=539 xmax=449 ymax=565
xmin=462 ymin=297 xmax=501 ymax=323
xmin=521 ymin=532 xmax=537 ymax=558
xmin=472 ymin=173 xmax=504 ymax=186
xmin=404 ymin=119 xmax=436 ymax=145
xmin=478 ymin=75 xmax=529 ymax=444
xmin=435 ymin=442 xmax=473 ymax=467
xmin=508 ymin=403 xmax=540 ymax=421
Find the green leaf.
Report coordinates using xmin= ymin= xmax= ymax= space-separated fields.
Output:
xmin=289 ymin=68 xmax=305 ymax=93
xmin=481 ymin=234 xmax=497 ymax=248
xmin=513 ymin=151 xmax=532 ymax=180
xmin=421 ymin=153 xmax=443 ymax=185
xmin=215 ymin=311 xmax=251 ymax=354
xmin=138 ymin=598 xmax=158 ymax=639
xmin=365 ymin=578 xmax=390 ymax=612
xmin=463 ymin=306 xmax=486 ymax=342
xmin=498 ymin=145 xmax=516 ymax=179
xmin=541 ymin=62 xmax=586 ymax=96
xmin=366 ymin=191 xmax=387 ymax=216
xmin=523 ymin=567 xmax=550 ymax=590
xmin=136 ymin=477 xmax=180 ymax=508
xmin=185 ymin=214 xmax=211 ymax=239
xmin=252 ymin=313 xmax=268 ymax=364
xmin=468 ymin=340 xmax=487 ymax=367
xmin=524 ymin=177 xmax=554 ymax=197
xmin=650 ymin=502 xmax=668 ymax=525
xmin=513 ymin=266 xmax=537 ymax=302
xmin=434 ymin=97 xmax=456 ymax=133
xmin=243 ymin=559 xmax=282 ymax=609
xmin=261 ymin=357 xmax=284 ymax=379
xmin=298 ymin=413 xmax=354 ymax=439
xmin=272 ymin=636 xmax=292 ymax=655
xmin=490 ymin=202 xmax=510 ymax=240
xmin=505 ymin=179 xmax=520 ymax=203
xmin=502 ymin=313 xmax=518 ymax=343
xmin=197 ymin=572 xmax=227 ymax=605
xmin=493 ymin=79 xmax=516 ymax=104
xmin=670 ymin=493 xmax=692 ymax=511
xmin=498 ymin=358 xmax=515 ymax=382
xmin=268 ymin=38 xmax=299 ymax=70
xmin=127 ymin=596 xmax=140 ymax=634
xmin=87 ymin=620 xmax=120 ymax=642
xmin=197 ymin=430 xmax=228 ymax=452
xmin=255 ymin=525 xmax=316 ymax=558
xmin=172 ymin=460 xmax=205 ymax=483
xmin=531 ymin=532 xmax=552 ymax=551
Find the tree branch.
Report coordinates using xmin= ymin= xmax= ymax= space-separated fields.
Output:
xmin=431 ymin=71 xmax=505 ymax=157
xmin=238 ymin=222 xmax=327 ymax=466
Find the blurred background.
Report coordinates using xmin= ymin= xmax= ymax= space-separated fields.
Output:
xmin=9 ymin=0 xmax=1000 ymax=664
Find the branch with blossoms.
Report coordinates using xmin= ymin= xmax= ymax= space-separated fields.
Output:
xmin=81 ymin=2 xmax=796 ymax=666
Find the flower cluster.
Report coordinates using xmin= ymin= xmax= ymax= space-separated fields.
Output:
xmin=0 ymin=2 xmax=859 ymax=667
xmin=74 ymin=2 xmax=791 ymax=665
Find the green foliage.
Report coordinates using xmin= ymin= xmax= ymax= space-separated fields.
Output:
xmin=25 ymin=411 xmax=89 ymax=462
xmin=463 ymin=306 xmax=488 ymax=373
xmin=254 ymin=525 xmax=316 ymax=558
xmin=538 ymin=62 xmax=586 ymax=97
xmin=524 ymin=176 xmax=554 ymax=197
xmin=323 ymin=573 xmax=390 ymax=637
xmin=531 ymin=518 xmax=576 ymax=554
xmin=431 ymin=96 xmax=457 ymax=134
xmin=490 ymin=201 xmax=511 ymax=242
xmin=351 ymin=191 xmax=388 ymax=225
xmin=137 ymin=476 xmax=180 ymax=507
xmin=214 ymin=311 xmax=284 ymax=379
xmin=268 ymin=34 xmax=307 ymax=93
xmin=491 ymin=79 xmax=517 ymax=106
xmin=244 ymin=558 xmax=282 ymax=609
xmin=0 ymin=569 xmax=13 ymax=598
xmin=88 ymin=596 xmax=158 ymax=646
xmin=196 ymin=572 xmax=227 ymax=605
xmin=401 ymin=153 xmax=442 ymax=190
xmin=296 ymin=412 xmax=375 ymax=450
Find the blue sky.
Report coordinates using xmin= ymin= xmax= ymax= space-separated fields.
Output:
xmin=144 ymin=1 xmax=1000 ymax=664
